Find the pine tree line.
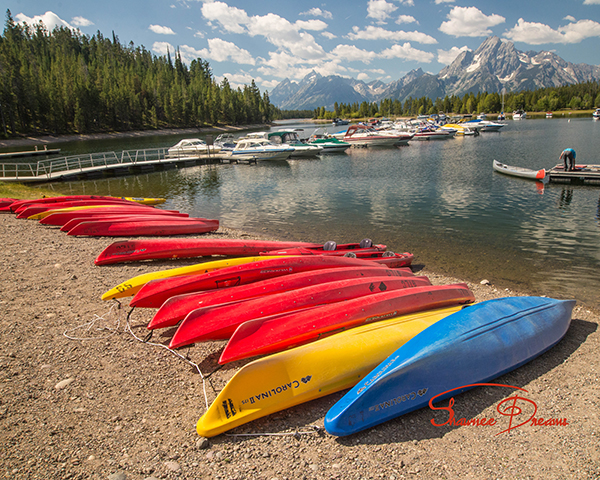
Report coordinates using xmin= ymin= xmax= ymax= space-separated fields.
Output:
xmin=311 ymin=83 xmax=600 ymax=120
xmin=0 ymin=10 xmax=272 ymax=138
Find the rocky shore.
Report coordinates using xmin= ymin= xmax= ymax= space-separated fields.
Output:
xmin=1 ymin=213 xmax=598 ymax=480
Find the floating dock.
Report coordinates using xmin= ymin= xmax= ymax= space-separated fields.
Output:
xmin=0 ymin=148 xmax=241 ymax=183
xmin=547 ymin=164 xmax=600 ymax=185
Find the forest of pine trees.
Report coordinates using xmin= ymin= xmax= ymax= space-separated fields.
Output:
xmin=0 ymin=10 xmax=273 ymax=138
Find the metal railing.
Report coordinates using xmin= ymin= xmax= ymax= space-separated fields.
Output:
xmin=0 ymin=147 xmax=176 ymax=181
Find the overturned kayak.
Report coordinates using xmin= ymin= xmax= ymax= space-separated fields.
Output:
xmin=324 ymin=296 xmax=575 ymax=436
xmin=67 ymin=218 xmax=219 ymax=237
xmin=196 ymin=305 xmax=464 ymax=438
xmin=129 ymin=255 xmax=403 ymax=309
xmin=218 ymin=283 xmax=475 ymax=364
xmin=40 ymin=207 xmax=187 ymax=226
xmin=492 ymin=159 xmax=546 ymax=180
xmin=169 ymin=275 xmax=432 ymax=348
xmin=94 ymin=239 xmax=380 ymax=265
xmin=148 ymin=265 xmax=411 ymax=330
xmin=102 ymin=256 xmax=288 ymax=300
xmin=8 ymin=195 xmax=165 ymax=212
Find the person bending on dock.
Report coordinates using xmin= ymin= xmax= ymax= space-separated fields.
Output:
xmin=559 ymin=148 xmax=576 ymax=171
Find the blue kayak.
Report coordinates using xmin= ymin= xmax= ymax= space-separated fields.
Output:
xmin=324 ymin=296 xmax=575 ymax=436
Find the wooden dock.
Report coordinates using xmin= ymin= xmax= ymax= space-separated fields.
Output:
xmin=0 ymin=148 xmax=233 ymax=183
xmin=547 ymin=164 xmax=600 ymax=185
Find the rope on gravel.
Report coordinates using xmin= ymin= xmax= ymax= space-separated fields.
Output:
xmin=123 ymin=303 xmax=210 ymax=411
xmin=63 ymin=302 xmax=121 ymax=341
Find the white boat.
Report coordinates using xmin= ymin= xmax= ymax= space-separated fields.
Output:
xmin=167 ymin=138 xmax=220 ymax=157
xmin=246 ymin=130 xmax=323 ymax=157
xmin=441 ymin=123 xmax=477 ymax=136
xmin=225 ymin=138 xmax=294 ymax=162
xmin=412 ymin=125 xmax=454 ymax=140
xmin=593 ymin=108 xmax=600 ymax=119
xmin=477 ymin=113 xmax=487 ymax=120
xmin=466 ymin=119 xmax=505 ymax=132
xmin=493 ymin=159 xmax=546 ymax=180
xmin=307 ymin=129 xmax=351 ymax=153
xmin=343 ymin=124 xmax=413 ymax=146
xmin=546 ymin=112 xmax=553 ymax=118
xmin=512 ymin=109 xmax=526 ymax=120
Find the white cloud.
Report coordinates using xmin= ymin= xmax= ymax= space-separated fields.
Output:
xmin=152 ymin=41 xmax=174 ymax=56
xmin=15 ymin=11 xmax=73 ymax=32
xmin=71 ymin=16 xmax=94 ymax=27
xmin=347 ymin=25 xmax=437 ymax=44
xmin=400 ymin=0 xmax=415 ymax=5
xmin=178 ymin=39 xmax=255 ymax=65
xmin=201 ymin=1 xmax=249 ymax=34
xmin=330 ymin=44 xmax=379 ymax=63
xmin=149 ymin=25 xmax=176 ymax=35
xmin=503 ymin=18 xmax=600 ymax=44
xmin=564 ymin=16 xmax=576 ymax=22
xmin=295 ymin=20 xmax=328 ymax=31
xmin=216 ymin=71 xmax=260 ymax=89
xmin=583 ymin=0 xmax=600 ymax=4
xmin=396 ymin=15 xmax=417 ymax=25
xmin=380 ymin=42 xmax=435 ymax=62
xmin=367 ymin=0 xmax=398 ymax=24
xmin=357 ymin=72 xmax=370 ymax=81
xmin=300 ymin=8 xmax=333 ymax=20
xmin=437 ymin=45 xmax=470 ymax=64
xmin=435 ymin=0 xmax=455 ymax=4
xmin=321 ymin=31 xmax=337 ymax=39
xmin=439 ymin=6 xmax=505 ymax=37
xmin=194 ymin=30 xmax=205 ymax=38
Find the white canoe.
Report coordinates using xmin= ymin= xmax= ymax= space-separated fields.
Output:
xmin=493 ymin=160 xmax=546 ymax=180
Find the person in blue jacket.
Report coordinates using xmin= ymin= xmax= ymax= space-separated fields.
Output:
xmin=559 ymin=148 xmax=576 ymax=171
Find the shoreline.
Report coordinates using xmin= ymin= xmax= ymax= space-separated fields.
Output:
xmin=1 ymin=214 xmax=599 ymax=479
xmin=0 ymin=124 xmax=271 ymax=149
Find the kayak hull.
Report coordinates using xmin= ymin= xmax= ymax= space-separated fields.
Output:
xmin=324 ymin=296 xmax=575 ymax=436
xmin=67 ymin=218 xmax=219 ymax=236
xmin=148 ymin=266 xmax=413 ymax=330
xmin=219 ymin=283 xmax=475 ymax=364
xmin=169 ymin=275 xmax=432 ymax=348
xmin=196 ymin=306 xmax=464 ymax=438
xmin=129 ymin=255 xmax=401 ymax=308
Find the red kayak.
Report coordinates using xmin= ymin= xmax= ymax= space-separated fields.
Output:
xmin=0 ymin=198 xmax=17 ymax=211
xmin=218 ymin=283 xmax=475 ymax=364
xmin=169 ymin=275 xmax=432 ymax=348
xmin=40 ymin=207 xmax=187 ymax=226
xmin=67 ymin=218 xmax=219 ymax=237
xmin=60 ymin=214 xmax=202 ymax=232
xmin=15 ymin=199 xmax=148 ymax=217
xmin=94 ymin=239 xmax=379 ymax=266
xmin=369 ymin=252 xmax=413 ymax=267
xmin=130 ymin=255 xmax=401 ymax=309
xmin=148 ymin=265 xmax=415 ymax=330
xmin=259 ymin=246 xmax=387 ymax=257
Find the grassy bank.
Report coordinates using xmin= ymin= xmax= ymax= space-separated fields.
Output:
xmin=0 ymin=182 xmax=66 ymax=200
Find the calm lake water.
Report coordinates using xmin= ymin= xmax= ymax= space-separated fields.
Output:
xmin=21 ymin=117 xmax=600 ymax=310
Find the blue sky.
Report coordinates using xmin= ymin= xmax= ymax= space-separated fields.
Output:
xmin=9 ymin=1 xmax=600 ymax=92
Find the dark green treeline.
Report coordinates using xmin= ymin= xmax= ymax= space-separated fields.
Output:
xmin=0 ymin=10 xmax=272 ymax=138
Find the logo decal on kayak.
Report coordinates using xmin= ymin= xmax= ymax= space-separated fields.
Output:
xmin=222 ymin=398 xmax=237 ymax=419
xmin=241 ymin=376 xmax=312 ymax=406
xmin=368 ymin=388 xmax=428 ymax=412
xmin=216 ymin=277 xmax=241 ymax=288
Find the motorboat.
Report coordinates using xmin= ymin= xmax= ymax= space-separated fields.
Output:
xmin=213 ymin=133 xmax=237 ymax=150
xmin=593 ymin=108 xmax=600 ymax=119
xmin=224 ymin=138 xmax=294 ymax=162
xmin=343 ymin=124 xmax=413 ymax=146
xmin=463 ymin=119 xmax=505 ymax=132
xmin=167 ymin=138 xmax=220 ymax=157
xmin=440 ymin=123 xmax=477 ymax=136
xmin=332 ymin=118 xmax=349 ymax=126
xmin=477 ymin=113 xmax=487 ymax=120
xmin=307 ymin=129 xmax=351 ymax=153
xmin=247 ymin=130 xmax=323 ymax=157
xmin=546 ymin=111 xmax=553 ymax=118
xmin=412 ymin=125 xmax=454 ymax=140
xmin=512 ymin=109 xmax=526 ymax=120
xmin=498 ymin=112 xmax=506 ymax=121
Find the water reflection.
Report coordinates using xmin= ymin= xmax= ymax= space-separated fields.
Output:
xmin=39 ymin=118 xmax=600 ymax=310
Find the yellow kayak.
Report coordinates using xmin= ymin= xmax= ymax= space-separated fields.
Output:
xmin=27 ymin=204 xmax=164 ymax=220
xmin=196 ymin=305 xmax=465 ymax=438
xmin=120 ymin=196 xmax=166 ymax=205
xmin=101 ymin=255 xmax=288 ymax=300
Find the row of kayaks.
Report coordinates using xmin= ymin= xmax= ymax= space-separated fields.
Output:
xmin=94 ymin=235 xmax=576 ymax=438
xmin=1 ymin=195 xmax=219 ymax=236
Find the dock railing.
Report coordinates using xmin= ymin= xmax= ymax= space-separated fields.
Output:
xmin=0 ymin=147 xmax=175 ymax=182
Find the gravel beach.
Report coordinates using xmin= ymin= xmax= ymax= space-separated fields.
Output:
xmin=1 ymin=212 xmax=598 ymax=480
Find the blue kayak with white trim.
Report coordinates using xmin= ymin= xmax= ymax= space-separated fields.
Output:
xmin=324 ymin=296 xmax=575 ymax=436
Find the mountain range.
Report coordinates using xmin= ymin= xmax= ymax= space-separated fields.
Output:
xmin=269 ymin=36 xmax=600 ymax=111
